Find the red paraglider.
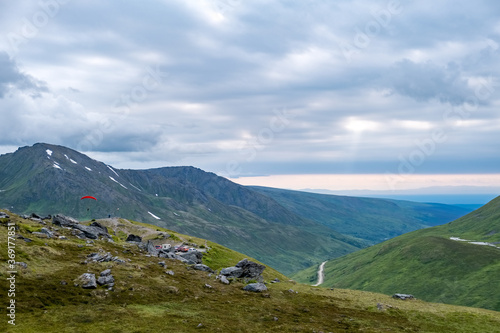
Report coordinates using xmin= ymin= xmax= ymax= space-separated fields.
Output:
xmin=80 ymin=196 xmax=97 ymax=201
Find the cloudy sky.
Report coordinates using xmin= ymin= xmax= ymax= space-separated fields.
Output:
xmin=1 ymin=0 xmax=500 ymax=192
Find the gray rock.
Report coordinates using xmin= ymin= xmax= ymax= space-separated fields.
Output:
xmin=53 ymin=214 xmax=79 ymax=227
xmin=392 ymin=293 xmax=415 ymax=300
xmin=193 ymin=264 xmax=213 ymax=273
xmin=158 ymin=261 xmax=166 ymax=267
xmin=243 ymin=283 xmax=267 ymax=292
xmin=220 ymin=259 xmax=265 ymax=281
xmin=126 ymin=234 xmax=142 ymax=242
xmin=220 ymin=266 xmax=243 ymax=278
xmin=235 ymin=258 xmax=265 ymax=279
xmin=158 ymin=252 xmax=177 ymax=259
xmin=52 ymin=215 xmax=110 ymax=240
xmin=219 ymin=275 xmax=230 ymax=285
xmin=15 ymin=262 xmax=28 ymax=269
xmin=271 ymin=278 xmax=280 ymax=283
xmin=177 ymin=250 xmax=203 ymax=265
xmin=86 ymin=251 xmax=125 ymax=263
xmin=97 ymin=275 xmax=115 ymax=286
xmin=76 ymin=273 xmax=97 ymax=289
xmin=100 ymin=269 xmax=112 ymax=276
xmin=40 ymin=227 xmax=54 ymax=238
xmin=0 ymin=212 xmax=9 ymax=219
xmin=165 ymin=270 xmax=175 ymax=276
xmin=145 ymin=240 xmax=159 ymax=256
xmin=74 ymin=222 xmax=109 ymax=240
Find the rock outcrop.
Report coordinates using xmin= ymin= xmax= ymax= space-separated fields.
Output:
xmin=52 ymin=214 xmax=111 ymax=240
xmin=75 ymin=273 xmax=97 ymax=289
xmin=219 ymin=258 xmax=265 ymax=282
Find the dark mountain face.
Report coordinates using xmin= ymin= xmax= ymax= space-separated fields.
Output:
xmin=0 ymin=143 xmax=364 ymax=274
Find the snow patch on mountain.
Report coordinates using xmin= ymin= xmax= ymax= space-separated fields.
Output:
xmin=46 ymin=149 xmax=53 ymax=157
xmin=64 ymin=154 xmax=78 ymax=164
xmin=107 ymin=165 xmax=120 ymax=177
xmin=85 ymin=166 xmax=92 ymax=171
xmin=450 ymin=237 xmax=499 ymax=248
xmin=53 ymin=163 xmax=62 ymax=170
xmin=109 ymin=176 xmax=128 ymax=189
xmin=148 ymin=211 xmax=161 ymax=220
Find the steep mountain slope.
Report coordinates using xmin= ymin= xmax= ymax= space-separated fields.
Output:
xmin=251 ymin=186 xmax=471 ymax=244
xmin=2 ymin=211 xmax=500 ymax=332
xmin=293 ymin=196 xmax=500 ymax=311
xmin=0 ymin=143 xmax=364 ymax=275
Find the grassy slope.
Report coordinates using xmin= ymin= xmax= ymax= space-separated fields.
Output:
xmin=293 ymin=196 xmax=500 ymax=311
xmin=2 ymin=211 xmax=500 ymax=333
xmin=0 ymin=143 xmax=364 ymax=275
xmin=251 ymin=186 xmax=470 ymax=244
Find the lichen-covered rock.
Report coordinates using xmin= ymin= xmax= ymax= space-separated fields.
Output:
xmin=75 ymin=273 xmax=97 ymax=289
xmin=243 ymin=283 xmax=267 ymax=292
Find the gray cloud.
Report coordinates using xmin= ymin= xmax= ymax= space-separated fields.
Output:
xmin=0 ymin=52 xmax=48 ymax=98
xmin=383 ymin=59 xmax=475 ymax=105
xmin=0 ymin=0 xmax=499 ymax=177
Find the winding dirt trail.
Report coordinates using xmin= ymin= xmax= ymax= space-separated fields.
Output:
xmin=313 ymin=261 xmax=327 ymax=286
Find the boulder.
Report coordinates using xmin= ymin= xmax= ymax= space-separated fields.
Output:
xmin=40 ymin=227 xmax=54 ymax=238
xmin=235 ymin=258 xmax=265 ymax=279
xmin=392 ymin=293 xmax=415 ymax=300
xmin=74 ymin=222 xmax=110 ymax=240
xmin=0 ymin=212 xmax=9 ymax=219
xmin=97 ymin=275 xmax=115 ymax=286
xmin=126 ymin=234 xmax=142 ymax=242
xmin=220 ymin=259 xmax=265 ymax=280
xmin=177 ymin=250 xmax=203 ymax=265
xmin=53 ymin=214 xmax=79 ymax=227
xmin=75 ymin=273 xmax=97 ymax=289
xmin=100 ymin=269 xmax=112 ymax=276
xmin=219 ymin=275 xmax=230 ymax=285
xmin=243 ymin=283 xmax=267 ymax=292
xmin=220 ymin=266 xmax=243 ymax=278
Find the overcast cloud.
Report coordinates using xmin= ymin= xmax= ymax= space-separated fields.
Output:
xmin=0 ymin=0 xmax=499 ymax=186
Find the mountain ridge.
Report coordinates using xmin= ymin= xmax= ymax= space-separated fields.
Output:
xmin=0 ymin=143 xmax=364 ymax=275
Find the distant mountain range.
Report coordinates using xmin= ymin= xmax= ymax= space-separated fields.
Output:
xmin=0 ymin=143 xmax=472 ymax=274
xmin=251 ymin=186 xmax=470 ymax=244
xmin=293 ymin=195 xmax=500 ymax=311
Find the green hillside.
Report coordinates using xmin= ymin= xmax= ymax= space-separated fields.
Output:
xmin=2 ymin=211 xmax=500 ymax=333
xmin=0 ymin=143 xmax=366 ymax=275
xmin=293 ymin=196 xmax=500 ymax=311
xmin=252 ymin=186 xmax=471 ymax=244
